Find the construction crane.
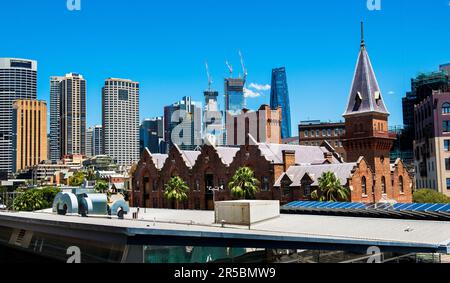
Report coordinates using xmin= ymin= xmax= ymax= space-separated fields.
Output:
xmin=238 ymin=50 xmax=248 ymax=82
xmin=205 ymin=61 xmax=212 ymax=90
xmin=225 ymin=61 xmax=233 ymax=77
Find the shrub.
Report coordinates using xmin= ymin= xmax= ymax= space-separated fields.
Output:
xmin=13 ymin=187 xmax=60 ymax=212
xmin=413 ymin=189 xmax=450 ymax=204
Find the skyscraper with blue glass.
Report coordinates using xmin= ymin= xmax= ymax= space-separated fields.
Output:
xmin=270 ymin=67 xmax=292 ymax=139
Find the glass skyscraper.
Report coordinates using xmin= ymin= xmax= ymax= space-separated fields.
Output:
xmin=270 ymin=67 xmax=292 ymax=139
xmin=224 ymin=78 xmax=245 ymax=117
xmin=140 ymin=117 xmax=164 ymax=154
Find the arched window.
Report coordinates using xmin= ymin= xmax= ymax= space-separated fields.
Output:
xmin=381 ymin=176 xmax=386 ymax=194
xmin=443 ymin=103 xmax=450 ymax=114
xmin=362 ymin=176 xmax=367 ymax=195
xmin=399 ymin=176 xmax=404 ymax=193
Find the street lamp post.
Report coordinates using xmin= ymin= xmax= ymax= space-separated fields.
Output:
xmin=208 ymin=185 xmax=224 ymax=206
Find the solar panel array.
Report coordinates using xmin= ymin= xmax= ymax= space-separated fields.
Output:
xmin=284 ymin=201 xmax=450 ymax=213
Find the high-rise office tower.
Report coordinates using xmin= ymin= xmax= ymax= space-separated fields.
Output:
xmin=12 ymin=100 xmax=47 ymax=172
xmin=102 ymin=78 xmax=140 ymax=166
xmin=60 ymin=73 xmax=86 ymax=157
xmin=0 ymin=58 xmax=37 ymax=176
xmin=224 ymin=78 xmax=245 ymax=117
xmin=270 ymin=67 xmax=292 ymax=139
xmin=49 ymin=76 xmax=64 ymax=162
xmin=86 ymin=125 xmax=104 ymax=157
xmin=164 ymin=96 xmax=202 ymax=151
xmin=140 ymin=117 xmax=164 ymax=154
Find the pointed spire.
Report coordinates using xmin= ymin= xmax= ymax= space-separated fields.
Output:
xmin=360 ymin=21 xmax=365 ymax=48
xmin=343 ymin=22 xmax=389 ymax=117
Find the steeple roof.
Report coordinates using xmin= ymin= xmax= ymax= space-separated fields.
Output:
xmin=343 ymin=22 xmax=389 ymax=117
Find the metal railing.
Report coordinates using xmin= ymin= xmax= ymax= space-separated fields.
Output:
xmin=0 ymin=192 xmax=23 ymax=211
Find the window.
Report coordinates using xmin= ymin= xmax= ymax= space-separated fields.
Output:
xmin=304 ymin=130 xmax=309 ymax=137
xmin=446 ymin=159 xmax=450 ymax=171
xmin=444 ymin=121 xmax=450 ymax=132
xmin=381 ymin=176 xmax=386 ymax=194
xmin=447 ymin=179 xmax=450 ymax=190
xmin=118 ymin=89 xmax=129 ymax=101
xmin=327 ymin=129 xmax=332 ymax=137
xmin=152 ymin=180 xmax=158 ymax=192
xmin=195 ymin=179 xmax=200 ymax=191
xmin=362 ymin=176 xmax=367 ymax=195
xmin=445 ymin=140 xmax=450 ymax=151
xmin=322 ymin=130 xmax=326 ymax=137
xmin=399 ymin=176 xmax=404 ymax=193
xmin=262 ymin=177 xmax=269 ymax=191
xmin=443 ymin=103 xmax=450 ymax=114
xmin=335 ymin=129 xmax=339 ymax=136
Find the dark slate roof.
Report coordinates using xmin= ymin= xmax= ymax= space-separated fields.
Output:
xmin=343 ymin=38 xmax=389 ymax=116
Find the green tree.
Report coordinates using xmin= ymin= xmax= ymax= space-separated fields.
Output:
xmin=13 ymin=187 xmax=60 ymax=212
xmin=68 ymin=171 xmax=86 ymax=186
xmin=413 ymin=189 xmax=450 ymax=204
xmin=311 ymin=172 xmax=349 ymax=202
xmin=228 ymin=167 xmax=260 ymax=200
xmin=94 ymin=180 xmax=109 ymax=193
xmin=164 ymin=176 xmax=189 ymax=209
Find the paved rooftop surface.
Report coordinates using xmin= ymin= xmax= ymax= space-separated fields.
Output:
xmin=1 ymin=208 xmax=450 ymax=253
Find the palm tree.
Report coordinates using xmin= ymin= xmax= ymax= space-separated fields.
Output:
xmin=164 ymin=176 xmax=190 ymax=209
xmin=228 ymin=167 xmax=260 ymax=200
xmin=311 ymin=172 xmax=349 ymax=202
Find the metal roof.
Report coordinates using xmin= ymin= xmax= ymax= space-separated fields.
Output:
xmin=274 ymin=163 xmax=357 ymax=187
xmin=257 ymin=143 xmax=341 ymax=165
xmin=1 ymin=209 xmax=450 ymax=254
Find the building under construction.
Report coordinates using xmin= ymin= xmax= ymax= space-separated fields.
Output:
xmin=402 ymin=69 xmax=450 ymax=164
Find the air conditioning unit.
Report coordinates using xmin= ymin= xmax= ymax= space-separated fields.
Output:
xmin=214 ymin=200 xmax=280 ymax=226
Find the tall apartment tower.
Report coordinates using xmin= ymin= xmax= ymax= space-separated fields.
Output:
xmin=102 ymin=78 xmax=140 ymax=166
xmin=12 ymin=100 xmax=47 ymax=172
xmin=49 ymin=76 xmax=64 ymax=162
xmin=60 ymin=73 xmax=86 ymax=157
xmin=342 ymin=23 xmax=396 ymax=203
xmin=86 ymin=127 xmax=93 ymax=158
xmin=270 ymin=67 xmax=292 ymax=139
xmin=0 ymin=58 xmax=37 ymax=176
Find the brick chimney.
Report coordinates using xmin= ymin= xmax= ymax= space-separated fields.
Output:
xmin=282 ymin=150 xmax=296 ymax=172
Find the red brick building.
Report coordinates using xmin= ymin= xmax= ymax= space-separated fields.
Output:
xmin=340 ymin=23 xmax=412 ymax=203
xmin=132 ymin=141 xmax=344 ymax=209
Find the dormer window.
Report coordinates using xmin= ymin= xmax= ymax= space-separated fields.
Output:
xmin=353 ymin=92 xmax=362 ymax=111
xmin=374 ymin=91 xmax=381 ymax=106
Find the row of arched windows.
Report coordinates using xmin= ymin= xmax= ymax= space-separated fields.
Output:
xmin=361 ymin=176 xmax=404 ymax=195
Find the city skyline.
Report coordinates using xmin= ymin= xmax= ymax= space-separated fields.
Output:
xmin=0 ymin=1 xmax=449 ymax=136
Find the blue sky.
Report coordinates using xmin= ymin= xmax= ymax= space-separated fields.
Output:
xmin=0 ymin=0 xmax=449 ymax=135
